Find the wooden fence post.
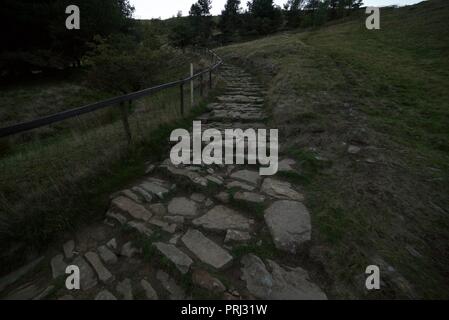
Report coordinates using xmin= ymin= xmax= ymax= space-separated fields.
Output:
xmin=120 ymin=101 xmax=132 ymax=145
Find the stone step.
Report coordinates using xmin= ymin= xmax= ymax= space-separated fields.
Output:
xmin=181 ymin=229 xmax=233 ymax=270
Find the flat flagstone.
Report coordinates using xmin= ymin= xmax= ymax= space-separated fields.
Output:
xmin=149 ymin=218 xmax=177 ymax=233
xmin=139 ymin=179 xmax=170 ymax=199
xmin=111 ymin=196 xmax=153 ymax=221
xmin=154 ymin=242 xmax=193 ymax=274
xmin=181 ymin=229 xmax=233 ymax=269
xmin=225 ymin=230 xmax=251 ymax=243
xmin=193 ymin=205 xmax=253 ymax=232
xmin=72 ymin=256 xmax=97 ymax=290
xmin=264 ymin=200 xmax=311 ymax=253
xmin=156 ymin=270 xmax=185 ymax=300
xmin=98 ymin=245 xmax=118 ymax=264
xmin=141 ymin=279 xmax=158 ymax=300
xmin=120 ymin=189 xmax=142 ymax=203
xmin=132 ymin=186 xmax=153 ymax=203
xmin=240 ymin=254 xmax=326 ymax=300
xmin=167 ymin=197 xmax=198 ymax=217
xmin=230 ymin=170 xmax=261 ymax=186
xmin=116 ymin=278 xmax=133 ymax=300
xmin=85 ymin=252 xmax=113 ymax=283
xmin=106 ymin=210 xmax=128 ymax=225
xmin=95 ymin=290 xmax=117 ymax=300
xmin=127 ymin=221 xmax=153 ymax=237
xmin=226 ymin=180 xmax=256 ymax=191
xmin=234 ymin=191 xmax=266 ymax=204
xmin=261 ymin=178 xmax=304 ymax=201
xmin=191 ymin=193 xmax=206 ymax=202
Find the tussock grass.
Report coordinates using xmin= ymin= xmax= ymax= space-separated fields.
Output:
xmin=0 ymin=65 xmax=223 ymax=273
xmin=217 ymin=0 xmax=449 ymax=299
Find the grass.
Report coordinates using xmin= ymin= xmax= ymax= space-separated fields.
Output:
xmin=0 ymin=61 xmax=224 ymax=274
xmin=217 ymin=0 xmax=449 ymax=299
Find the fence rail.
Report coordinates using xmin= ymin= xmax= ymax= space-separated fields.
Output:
xmin=0 ymin=49 xmax=223 ymax=138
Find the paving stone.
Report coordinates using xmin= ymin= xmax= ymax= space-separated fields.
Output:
xmin=85 ymin=252 xmax=114 ymax=283
xmin=348 ymin=145 xmax=361 ymax=154
xmin=106 ymin=238 xmax=117 ymax=251
xmin=154 ymin=242 xmax=193 ymax=274
xmin=132 ymin=186 xmax=153 ymax=203
xmin=112 ymin=196 xmax=153 ymax=221
xmin=192 ymin=270 xmax=226 ymax=294
xmin=193 ymin=205 xmax=253 ymax=232
xmin=240 ymin=254 xmax=273 ymax=299
xmin=63 ymin=240 xmax=75 ymax=260
xmin=121 ymin=242 xmax=139 ymax=258
xmin=148 ymin=203 xmax=167 ymax=216
xmin=164 ymin=216 xmax=185 ymax=224
xmin=182 ymin=229 xmax=233 ymax=269
xmin=141 ymin=178 xmax=172 ymax=199
xmin=73 ymin=256 xmax=98 ymax=290
xmin=168 ymin=197 xmax=198 ymax=217
xmin=149 ymin=218 xmax=177 ymax=233
xmin=234 ymin=191 xmax=266 ymax=204
xmin=214 ymin=192 xmax=230 ymax=203
xmin=191 ymin=193 xmax=206 ymax=202
xmin=226 ymin=180 xmax=256 ymax=191
xmin=206 ymin=175 xmax=224 ymax=186
xmin=156 ymin=270 xmax=185 ymax=300
xmin=95 ymin=290 xmax=117 ymax=300
xmin=141 ymin=279 xmax=159 ymax=300
xmin=106 ymin=210 xmax=128 ymax=225
xmin=261 ymin=178 xmax=304 ymax=201
xmin=230 ymin=170 xmax=261 ymax=185
xmin=127 ymin=221 xmax=153 ymax=237
xmin=205 ymin=198 xmax=214 ymax=207
xmin=264 ymin=200 xmax=311 ymax=253
xmin=120 ymin=189 xmax=142 ymax=203
xmin=225 ymin=230 xmax=251 ymax=243
xmin=165 ymin=165 xmax=208 ymax=187
xmin=98 ymin=245 xmax=118 ymax=264
xmin=50 ymin=254 xmax=67 ymax=279
xmin=116 ymin=278 xmax=133 ymax=300
xmin=58 ymin=295 xmax=74 ymax=300
xmin=169 ymin=233 xmax=182 ymax=245
xmin=266 ymin=259 xmax=327 ymax=300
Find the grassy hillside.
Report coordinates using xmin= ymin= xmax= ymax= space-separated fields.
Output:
xmin=217 ymin=0 xmax=449 ymax=299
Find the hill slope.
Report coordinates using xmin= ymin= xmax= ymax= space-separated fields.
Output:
xmin=217 ymin=0 xmax=449 ymax=299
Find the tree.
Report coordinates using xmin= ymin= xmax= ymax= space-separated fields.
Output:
xmin=220 ymin=0 xmax=242 ymax=39
xmin=0 ymin=0 xmax=135 ymax=76
xmin=284 ymin=0 xmax=304 ymax=28
xmin=247 ymin=0 xmax=282 ymax=35
xmin=169 ymin=19 xmax=195 ymax=52
xmin=189 ymin=0 xmax=214 ymax=45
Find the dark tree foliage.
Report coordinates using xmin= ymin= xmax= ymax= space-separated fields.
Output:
xmin=247 ymin=0 xmax=283 ymax=35
xmin=0 ymin=0 xmax=134 ymax=76
xmin=220 ymin=0 xmax=242 ymax=40
xmin=189 ymin=0 xmax=214 ymax=45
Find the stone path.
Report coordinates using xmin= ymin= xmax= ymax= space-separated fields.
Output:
xmin=0 ymin=64 xmax=327 ymax=300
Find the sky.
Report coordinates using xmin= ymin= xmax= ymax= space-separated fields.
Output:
xmin=130 ymin=0 xmax=426 ymax=20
